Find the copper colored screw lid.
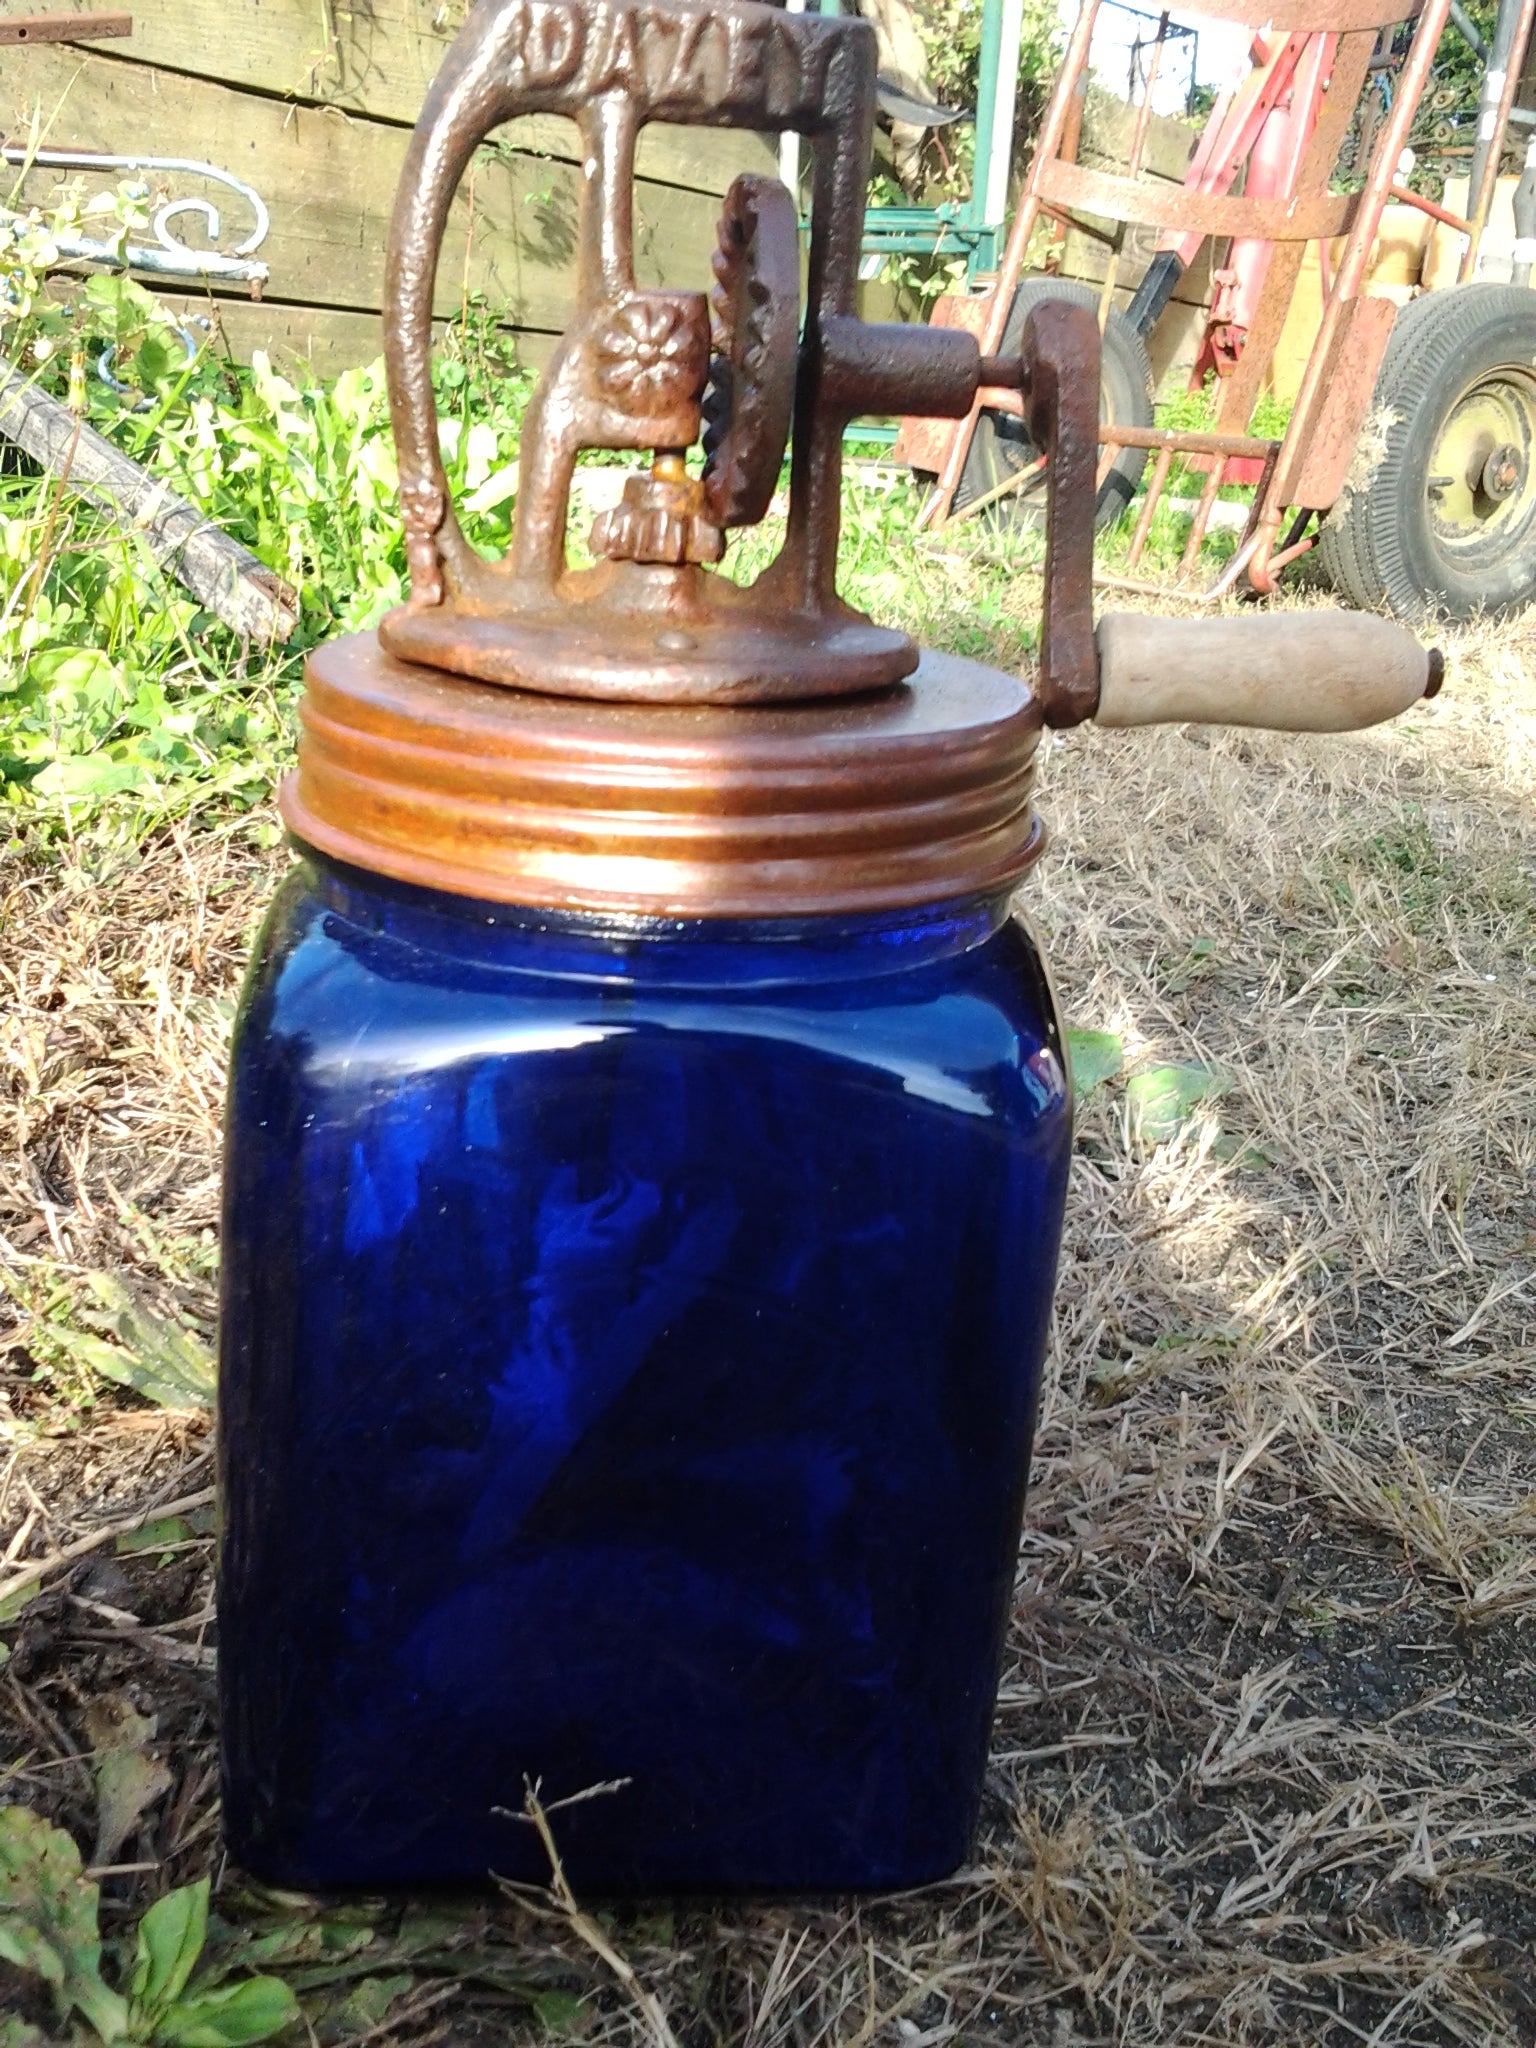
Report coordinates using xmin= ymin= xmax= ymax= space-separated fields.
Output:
xmin=281 ymin=633 xmax=1044 ymax=919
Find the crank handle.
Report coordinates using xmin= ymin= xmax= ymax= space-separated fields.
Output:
xmin=994 ymin=302 xmax=1102 ymax=728
xmin=1010 ymin=304 xmax=1443 ymax=737
xmin=1094 ymin=612 xmax=1444 ymax=731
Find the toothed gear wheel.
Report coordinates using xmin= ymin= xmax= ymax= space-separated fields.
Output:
xmin=701 ymin=173 xmax=800 ymax=529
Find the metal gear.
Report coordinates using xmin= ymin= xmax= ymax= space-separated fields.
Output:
xmin=701 ymin=173 xmax=800 ymax=529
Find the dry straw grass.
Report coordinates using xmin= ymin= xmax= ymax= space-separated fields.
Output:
xmin=1 ymin=581 xmax=1533 ymax=2046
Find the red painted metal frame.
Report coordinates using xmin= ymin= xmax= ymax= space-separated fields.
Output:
xmin=916 ymin=0 xmax=1534 ymax=599
xmin=0 ymin=12 xmax=131 ymax=42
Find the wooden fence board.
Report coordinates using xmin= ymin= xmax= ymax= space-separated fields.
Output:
xmin=155 ymin=295 xmax=560 ymax=376
xmin=24 ymin=0 xmax=776 ymax=194
xmin=9 ymin=46 xmax=734 ymax=331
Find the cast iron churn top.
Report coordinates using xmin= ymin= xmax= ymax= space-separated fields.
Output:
xmin=281 ymin=0 xmax=1442 ymax=916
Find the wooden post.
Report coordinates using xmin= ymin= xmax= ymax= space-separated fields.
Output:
xmin=0 ymin=361 xmax=299 ymax=646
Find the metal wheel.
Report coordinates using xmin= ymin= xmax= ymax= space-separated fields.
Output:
xmin=1318 ymin=284 xmax=1536 ymax=621
xmin=1422 ymin=366 xmax=1536 ymax=574
xmin=953 ymin=277 xmax=1153 ymax=531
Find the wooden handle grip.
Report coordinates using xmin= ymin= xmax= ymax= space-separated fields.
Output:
xmin=1095 ymin=611 xmax=1442 ymax=731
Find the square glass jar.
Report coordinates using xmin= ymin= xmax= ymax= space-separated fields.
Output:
xmin=218 ymin=855 xmax=1071 ymax=1891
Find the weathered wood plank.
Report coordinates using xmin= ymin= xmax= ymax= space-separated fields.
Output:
xmin=1080 ymin=91 xmax=1198 ymax=185
xmin=0 ymin=357 xmax=299 ymax=643
xmin=31 ymin=0 xmax=777 ymax=194
xmin=154 ymin=295 xmax=559 ymax=377
xmin=9 ymin=47 xmax=735 ymax=330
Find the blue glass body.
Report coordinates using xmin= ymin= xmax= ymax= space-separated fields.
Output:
xmin=218 ymin=853 xmax=1073 ymax=1892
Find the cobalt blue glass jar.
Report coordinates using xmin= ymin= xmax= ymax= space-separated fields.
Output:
xmin=217 ymin=635 xmax=1071 ymax=1892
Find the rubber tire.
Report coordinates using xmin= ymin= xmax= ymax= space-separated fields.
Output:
xmin=1317 ymin=284 xmax=1536 ymax=622
xmin=953 ymin=277 xmax=1154 ymax=531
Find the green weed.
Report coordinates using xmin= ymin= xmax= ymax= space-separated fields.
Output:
xmin=0 ymin=1808 xmax=296 ymax=2045
xmin=0 ymin=305 xmax=533 ymax=819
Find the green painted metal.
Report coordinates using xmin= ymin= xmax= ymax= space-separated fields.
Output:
xmin=856 ymin=0 xmax=1007 ymax=285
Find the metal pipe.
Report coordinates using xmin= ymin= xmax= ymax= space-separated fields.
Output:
xmin=1179 ymin=455 xmax=1226 ymax=571
xmin=1389 ymin=179 xmax=1473 ymax=231
xmin=2 ymin=148 xmax=270 ymax=255
xmin=982 ymin=0 xmax=1026 ymax=232
xmin=1467 ymin=0 xmax=1523 ymax=258
xmin=979 ymin=0 xmax=1102 ymax=355
xmin=0 ymin=146 xmax=271 ymax=285
xmin=1126 ymin=444 xmax=1173 ymax=564
xmin=1461 ymin=0 xmax=1536 ymax=280
xmin=1513 ymin=127 xmax=1536 ymax=283
xmin=1096 ymin=422 xmax=1275 ymax=457
xmin=1450 ymin=0 xmax=1490 ymax=61
xmin=1100 ymin=13 xmax=1169 ymax=323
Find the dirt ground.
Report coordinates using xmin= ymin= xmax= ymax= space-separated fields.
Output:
xmin=2 ymin=598 xmax=1533 ymax=2047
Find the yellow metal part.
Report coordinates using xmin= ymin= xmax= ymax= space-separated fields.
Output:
xmin=1427 ymin=367 xmax=1536 ymax=549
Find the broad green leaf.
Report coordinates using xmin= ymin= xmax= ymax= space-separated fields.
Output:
xmin=27 ymin=647 xmax=122 ymax=694
xmin=154 ymin=1976 xmax=300 ymax=2047
xmin=82 ymin=272 xmax=170 ymax=341
xmin=0 ymin=1912 xmax=66 ymax=1989
xmin=201 ymin=1917 xmax=373 ymax=1991
xmin=33 ymin=756 xmax=148 ymax=801
xmin=1126 ymin=1063 xmax=1229 ymax=1144
xmin=131 ymin=1880 xmax=209 ymax=2017
xmin=135 ymin=332 xmax=182 ymax=390
xmin=1064 ymin=1028 xmax=1123 ymax=1100
xmin=115 ymin=1517 xmax=195 ymax=1557
xmin=0 ymin=1807 xmax=129 ymax=2042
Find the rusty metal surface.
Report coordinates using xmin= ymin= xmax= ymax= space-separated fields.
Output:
xmin=281 ymin=0 xmax=1111 ymax=910
xmin=916 ymin=0 xmax=1105 ymax=530
xmin=1100 ymin=424 xmax=1277 ymax=459
xmin=914 ymin=0 xmax=1441 ymax=553
xmin=0 ymin=12 xmax=131 ymax=43
xmin=1018 ymin=300 xmax=1101 ymax=729
xmin=1034 ymin=158 xmax=1359 ymax=243
xmin=1286 ymin=294 xmax=1398 ymax=509
xmin=1126 ymin=447 xmax=1174 ymax=569
xmin=283 ymin=634 xmax=1045 ymax=916
xmin=1390 ymin=180 xmax=1472 ymax=232
xmin=368 ymin=0 xmax=1108 ymax=713
xmin=1180 ymin=458 xmax=1228 ymax=572
xmin=893 ymin=295 xmax=996 ymax=472
xmin=701 ymin=172 xmax=799 ymax=529
xmin=1261 ymin=0 xmax=1455 ymax=541
xmin=376 ymin=0 xmax=1059 ymax=708
xmin=379 ymin=0 xmax=878 ymax=702
xmin=1188 ymin=0 xmax=1425 ymax=23
xmin=1211 ymin=27 xmax=1376 ymax=444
